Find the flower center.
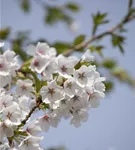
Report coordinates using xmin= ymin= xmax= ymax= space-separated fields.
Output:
xmin=78 ymin=72 xmax=85 ymax=79
xmin=38 ymin=49 xmax=45 ymax=55
xmin=34 ymin=60 xmax=39 ymax=66
xmin=7 ymin=112 xmax=12 ymax=119
xmin=2 ymin=102 xmax=7 ymax=107
xmin=61 ymin=65 xmax=67 ymax=72
xmin=48 ymin=88 xmax=55 ymax=96
xmin=0 ymin=63 xmax=4 ymax=69
xmin=21 ymin=85 xmax=27 ymax=90
xmin=44 ymin=115 xmax=49 ymax=120
xmin=66 ymin=82 xmax=72 ymax=89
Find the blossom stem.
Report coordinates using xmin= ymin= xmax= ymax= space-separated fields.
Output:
xmin=17 ymin=98 xmax=41 ymax=129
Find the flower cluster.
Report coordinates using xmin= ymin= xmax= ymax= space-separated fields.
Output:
xmin=0 ymin=42 xmax=105 ymax=150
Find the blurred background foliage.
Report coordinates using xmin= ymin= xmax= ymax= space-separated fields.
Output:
xmin=0 ymin=1 xmax=135 ymax=99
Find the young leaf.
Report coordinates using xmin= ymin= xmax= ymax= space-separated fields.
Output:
xmin=0 ymin=28 xmax=10 ymax=40
xmin=104 ymin=81 xmax=114 ymax=93
xmin=118 ymin=44 xmax=124 ymax=53
xmin=111 ymin=34 xmax=125 ymax=53
xmin=102 ymin=59 xmax=117 ymax=69
xmin=88 ymin=45 xmax=104 ymax=57
xmin=66 ymin=3 xmax=80 ymax=12
xmin=45 ymin=7 xmax=72 ymax=25
xmin=128 ymin=0 xmax=133 ymax=10
xmin=12 ymin=42 xmax=28 ymax=61
xmin=53 ymin=42 xmax=70 ymax=54
xmin=21 ymin=0 xmax=30 ymax=13
xmin=92 ymin=12 xmax=109 ymax=35
xmin=73 ymin=35 xmax=85 ymax=45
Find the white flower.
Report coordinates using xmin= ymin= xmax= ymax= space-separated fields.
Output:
xmin=18 ymin=135 xmax=43 ymax=150
xmin=4 ymin=50 xmax=16 ymax=63
xmin=89 ymin=91 xmax=105 ymax=108
xmin=3 ymin=103 xmax=22 ymax=125
xmin=0 ymin=42 xmax=106 ymax=149
xmin=36 ymin=42 xmax=57 ymax=57
xmin=59 ymin=96 xmax=71 ymax=119
xmin=83 ymin=86 xmax=105 ymax=108
xmin=0 ymin=50 xmax=19 ymax=88
xmin=70 ymin=108 xmax=88 ymax=127
xmin=36 ymin=42 xmax=50 ymax=57
xmin=18 ymin=96 xmax=30 ymax=118
xmin=42 ymin=60 xmax=57 ymax=81
xmin=0 ymin=42 xmax=4 ymax=47
xmin=69 ymin=95 xmax=88 ymax=110
xmin=30 ymin=55 xmax=49 ymax=74
xmin=81 ymin=49 xmax=95 ymax=62
xmin=37 ymin=113 xmax=60 ymax=132
xmin=27 ymin=42 xmax=56 ymax=58
xmin=74 ymin=65 xmax=95 ymax=86
xmin=3 ymin=50 xmax=19 ymax=76
xmin=26 ymin=120 xmax=41 ymax=136
xmin=0 ymin=120 xmax=14 ymax=141
xmin=40 ymin=80 xmax=64 ymax=109
xmin=0 ymin=75 xmax=12 ymax=88
xmin=94 ymin=77 xmax=106 ymax=92
xmin=16 ymin=79 xmax=34 ymax=97
xmin=64 ymin=77 xmax=82 ymax=97
xmin=0 ymin=142 xmax=10 ymax=150
xmin=57 ymin=55 xmax=79 ymax=77
xmin=0 ymin=55 xmax=9 ymax=76
xmin=0 ymin=91 xmax=13 ymax=113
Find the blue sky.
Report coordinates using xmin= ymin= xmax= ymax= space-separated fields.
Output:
xmin=1 ymin=0 xmax=135 ymax=150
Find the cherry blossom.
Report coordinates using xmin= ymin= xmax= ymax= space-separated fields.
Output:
xmin=40 ymin=80 xmax=64 ymax=109
xmin=0 ymin=42 xmax=105 ymax=149
xmin=57 ymin=55 xmax=79 ymax=77
xmin=18 ymin=135 xmax=43 ymax=150
xmin=0 ymin=120 xmax=14 ymax=142
xmin=16 ymin=79 xmax=34 ymax=97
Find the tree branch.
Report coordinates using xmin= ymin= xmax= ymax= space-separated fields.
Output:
xmin=17 ymin=99 xmax=41 ymax=129
xmin=63 ymin=14 xmax=135 ymax=56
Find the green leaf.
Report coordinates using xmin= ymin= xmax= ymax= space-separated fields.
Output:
xmin=21 ymin=68 xmax=41 ymax=92
xmin=66 ymin=3 xmax=80 ymax=12
xmin=14 ymin=130 xmax=28 ymax=136
xmin=118 ymin=44 xmax=124 ymax=53
xmin=111 ymin=34 xmax=125 ymax=53
xmin=21 ymin=0 xmax=30 ymax=12
xmin=73 ymin=35 xmax=85 ymax=45
xmin=39 ymin=103 xmax=49 ymax=110
xmin=92 ymin=12 xmax=109 ymax=35
xmin=45 ymin=7 xmax=72 ymax=25
xmin=88 ymin=45 xmax=104 ymax=57
xmin=129 ymin=8 xmax=135 ymax=15
xmin=53 ymin=42 xmax=70 ymax=54
xmin=102 ymin=59 xmax=117 ymax=69
xmin=104 ymin=81 xmax=114 ymax=93
xmin=22 ymin=58 xmax=32 ymax=70
xmin=111 ymin=67 xmax=135 ymax=87
xmin=128 ymin=0 xmax=133 ymax=10
xmin=0 ymin=48 xmax=4 ymax=54
xmin=12 ymin=42 xmax=28 ymax=61
xmin=0 ymin=28 xmax=10 ymax=40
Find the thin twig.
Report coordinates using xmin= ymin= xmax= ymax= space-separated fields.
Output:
xmin=63 ymin=15 xmax=135 ymax=57
xmin=17 ymin=100 xmax=41 ymax=128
